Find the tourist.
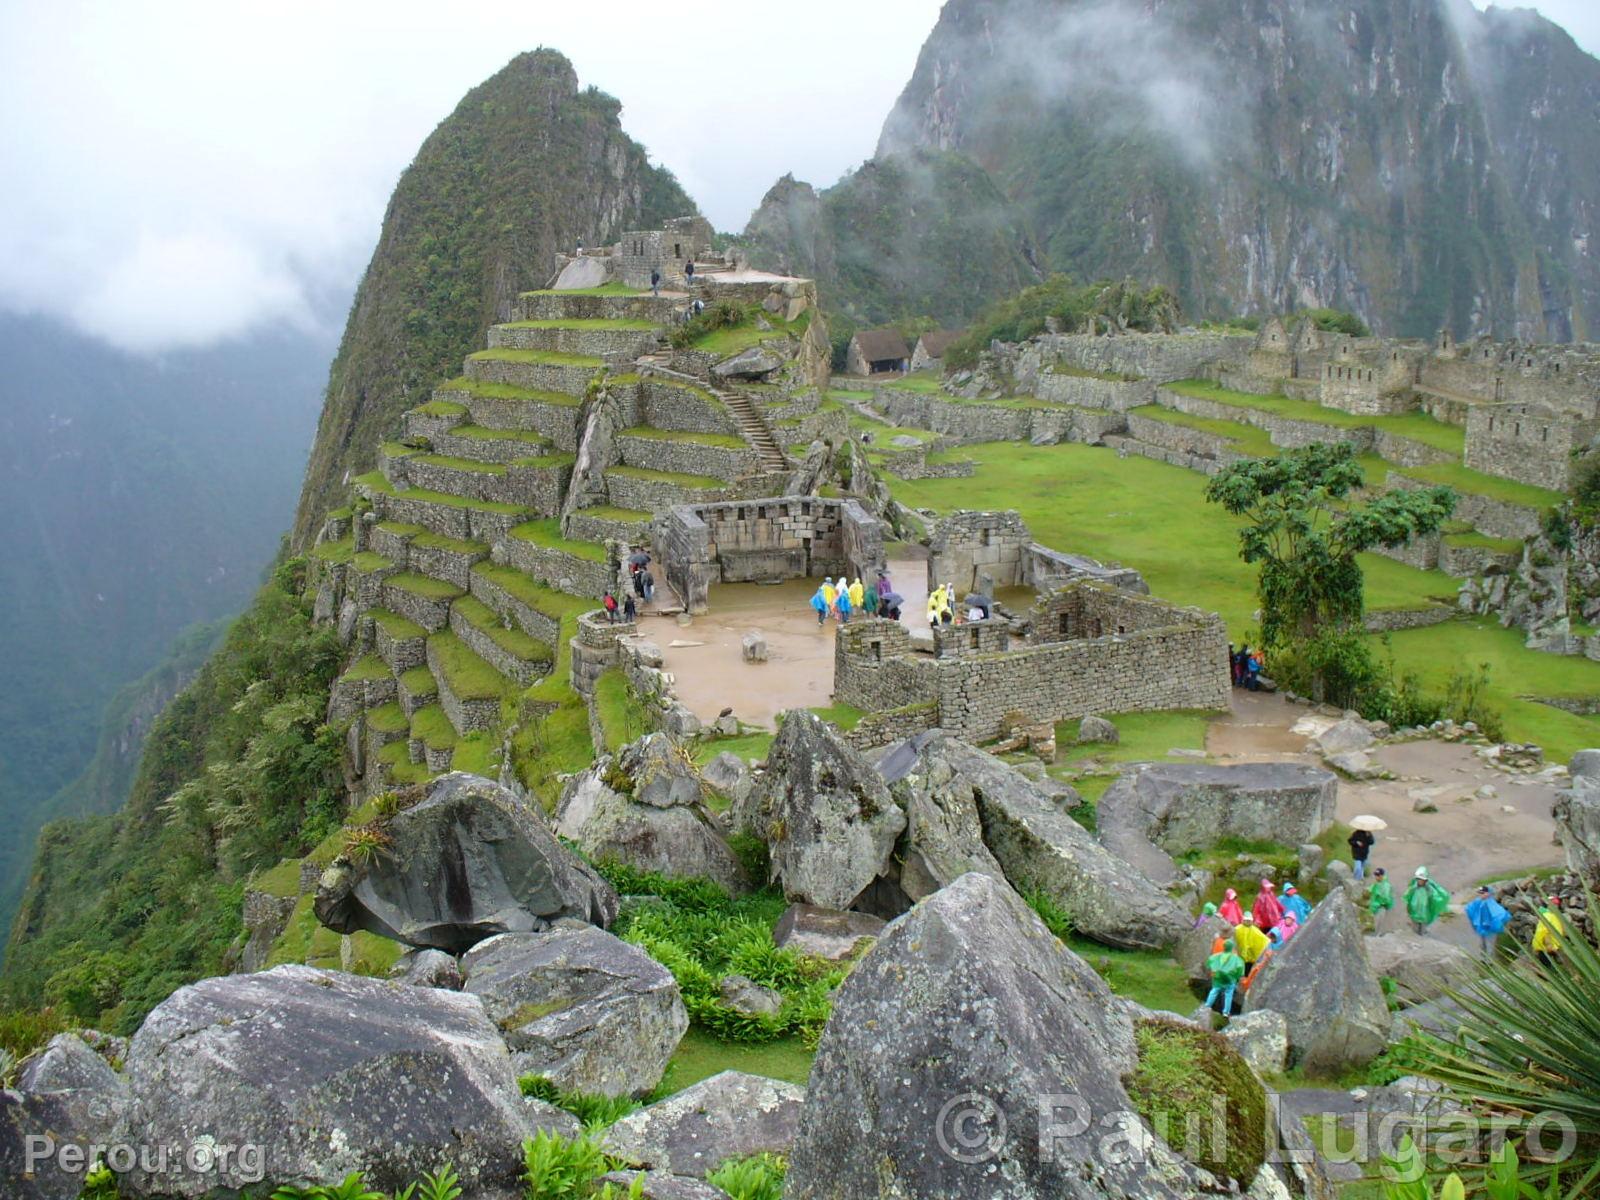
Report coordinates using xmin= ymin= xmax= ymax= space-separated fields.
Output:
xmin=1228 ymin=643 xmax=1239 ymax=686
xmin=1233 ymin=911 xmax=1270 ymax=967
xmin=1281 ymin=883 xmax=1311 ymax=923
xmin=685 ymin=260 xmax=696 ymax=286
xmin=1194 ymin=900 xmax=1219 ymax=928
xmin=863 ymin=580 xmax=879 ymax=617
xmin=941 ymin=582 xmax=956 ymax=625
xmin=810 ymin=582 xmax=829 ymax=627
xmin=1245 ymin=650 xmax=1263 ymax=690
xmin=639 ymin=569 xmax=655 ymax=604
xmin=877 ymin=569 xmax=892 ymax=599
xmin=1269 ymin=909 xmax=1299 ymax=947
xmin=1404 ymin=866 xmax=1451 ymax=935
xmin=1219 ymin=887 xmax=1244 ymax=926
xmin=1368 ymin=867 xmax=1394 ymax=930
xmin=623 ymin=593 xmax=637 ymax=623
xmin=650 ymin=268 xmax=661 ymax=297
xmin=1348 ymin=826 xmax=1375 ymax=881
xmin=602 ymin=591 xmax=619 ymax=624
xmin=849 ymin=577 xmax=865 ymax=613
xmin=1464 ymin=884 xmax=1511 ymax=960
xmin=926 ymin=585 xmax=944 ymax=627
xmin=822 ymin=577 xmax=837 ymax=618
xmin=837 ymin=584 xmax=853 ymax=625
xmin=1205 ymin=938 xmax=1246 ymax=1016
xmin=1532 ymin=895 xmax=1567 ymax=969
xmin=1254 ymin=879 xmax=1284 ymax=931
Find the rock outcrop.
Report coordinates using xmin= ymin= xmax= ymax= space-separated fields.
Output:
xmin=462 ymin=927 xmax=686 ymax=1098
xmin=1364 ymin=932 xmax=1478 ymax=1005
xmin=771 ymin=904 xmax=885 ymax=962
xmin=1 ymin=1034 xmax=128 ymax=1200
xmin=389 ymin=947 xmax=464 ymax=990
xmin=1222 ymin=1010 xmax=1289 ymax=1076
xmin=118 ymin=965 xmax=575 ymax=1196
xmin=314 ymin=773 xmax=618 ymax=953
xmin=1098 ymin=763 xmax=1338 ymax=886
xmin=1247 ymin=891 xmax=1392 ymax=1071
xmin=1553 ymin=770 xmax=1600 ymax=890
xmin=602 ymin=1070 xmax=805 ymax=1178
xmin=739 ymin=710 xmax=905 ymax=909
xmin=556 ymin=735 xmax=747 ymax=894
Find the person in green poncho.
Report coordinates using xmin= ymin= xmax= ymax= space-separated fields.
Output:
xmin=1404 ymin=865 xmax=1450 ymax=935
xmin=1205 ymin=938 xmax=1247 ymax=1016
xmin=1367 ymin=866 xmax=1394 ymax=931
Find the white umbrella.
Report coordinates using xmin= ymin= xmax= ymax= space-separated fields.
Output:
xmin=1350 ymin=814 xmax=1388 ymax=832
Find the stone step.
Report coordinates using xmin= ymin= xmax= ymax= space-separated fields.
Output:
xmin=380 ymin=572 xmax=465 ymax=633
xmin=464 ymin=349 xmax=602 ymax=398
xmin=429 ymin=380 xmax=585 ymax=451
xmin=603 ymin=465 xmax=726 ymax=512
xmin=356 ymin=471 xmax=532 ymax=543
xmin=449 ymin=595 xmax=555 ymax=687
xmin=431 ymin=424 xmax=556 ymax=466
xmin=467 ymin=562 xmax=565 ymax=645
xmin=397 ymin=664 xmax=440 ymax=718
xmin=408 ymin=704 xmax=458 ymax=774
xmin=370 ymin=608 xmax=429 ymax=674
xmin=511 ymin=290 xmax=685 ymax=323
xmin=487 ymin=320 xmax=661 ymax=359
xmin=427 ymin=631 xmax=514 ymax=738
xmin=715 ymin=386 xmax=789 ymax=471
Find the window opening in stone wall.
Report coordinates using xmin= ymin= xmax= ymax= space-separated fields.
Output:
xmin=1059 ymin=613 xmax=1072 ymax=638
xmin=970 ymin=629 xmax=981 ymax=650
xmin=674 ymin=243 xmax=681 ymax=258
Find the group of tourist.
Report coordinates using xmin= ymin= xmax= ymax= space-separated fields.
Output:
xmin=600 ymin=549 xmax=656 ymax=624
xmin=1227 ymin=643 xmax=1264 ymax=690
xmin=810 ymin=572 xmax=900 ymax=625
xmin=1201 ymin=878 xmax=1312 ymax=1015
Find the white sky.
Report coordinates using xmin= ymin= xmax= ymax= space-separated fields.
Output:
xmin=0 ymin=0 xmax=1593 ymax=355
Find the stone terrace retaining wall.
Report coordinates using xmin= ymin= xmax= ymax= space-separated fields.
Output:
xmin=497 ymin=536 xmax=613 ymax=600
xmin=638 ymin=379 xmax=739 ymax=437
xmin=467 ymin=567 xmax=563 ymax=645
xmin=1027 ymin=331 xmax=1252 ymax=384
xmin=487 ymin=324 xmax=659 ymax=359
xmin=1031 ymin=373 xmax=1154 ymax=411
xmin=1386 ymin=473 xmax=1543 ymax=540
xmin=875 ymin=391 xmax=1124 ymax=446
xmin=437 ymin=389 xmax=585 ymax=451
xmin=615 ymin=434 xmax=757 ymax=481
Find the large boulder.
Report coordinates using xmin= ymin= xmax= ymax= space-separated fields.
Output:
xmin=389 ymin=947 xmax=463 ymax=989
xmin=1364 ymin=932 xmax=1479 ymax=1005
xmin=895 ymin=736 xmax=1186 ymax=949
xmin=602 ymin=1071 xmax=804 ymax=1178
xmin=462 ymin=927 xmax=686 ymax=1099
xmin=1553 ymin=775 xmax=1600 ymax=890
xmin=117 ymin=965 xmax=575 ymax=1196
xmin=886 ymin=737 xmax=1010 ymax=902
xmin=314 ymin=772 xmax=618 ymax=953
xmin=772 ymin=904 xmax=885 ymax=962
xmin=711 ymin=345 xmax=784 ymax=380
xmin=1098 ymin=763 xmax=1338 ymax=886
xmin=786 ymin=873 xmax=1278 ymax=1198
xmin=700 ymin=752 xmax=752 ymax=808
xmin=555 ymin=736 xmax=747 ymax=894
xmin=1222 ymin=1010 xmax=1289 ymax=1076
xmin=1314 ymin=718 xmax=1376 ymax=758
xmin=1 ymin=1034 xmax=128 ymax=1200
xmin=739 ymin=710 xmax=905 ymax=909
xmin=1247 ymin=890 xmax=1392 ymax=1072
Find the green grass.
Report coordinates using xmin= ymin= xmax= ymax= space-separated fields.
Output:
xmin=1163 ymin=380 xmax=1468 ymax=455
xmin=369 ymin=608 xmax=427 ymax=641
xmin=429 ymin=631 xmax=515 ymax=702
xmin=685 ymin=311 xmax=809 ymax=355
xmin=1065 ymin=935 xmax=1196 ymax=1013
xmin=250 ymin=858 xmax=304 ymax=900
xmin=467 ymin=348 xmax=604 ymax=368
xmin=498 ymin=317 xmax=658 ymax=330
xmin=882 ymin=438 xmax=1600 ymax=759
xmin=310 ymin=536 xmax=354 ymax=564
xmin=595 ymin=668 xmax=651 ymax=751
xmin=453 ymin=595 xmax=554 ymax=664
xmin=410 ymin=453 xmax=506 ymax=476
xmin=510 ymin=452 xmax=576 ymax=469
xmin=608 ymin=464 xmax=725 ymax=489
xmin=1053 ymin=709 xmax=1216 ymax=773
xmin=470 ymin=562 xmax=570 ymax=619
xmin=367 ymin=702 xmax=409 ymax=735
xmin=1442 ymin=526 xmax=1523 ymax=554
xmin=340 ymin=654 xmax=390 ymax=683
xmin=409 ymin=704 xmax=457 ymax=751
xmin=399 ymin=665 xmax=437 ymax=696
xmin=377 ymin=738 xmax=432 ymax=786
xmin=618 ymin=426 xmax=748 ymax=449
xmin=449 ymin=424 xmax=553 ymax=447
xmin=575 ymin=505 xmax=652 ymax=523
xmin=509 ymin=519 xmax=608 ymax=563
xmin=452 ymin=732 xmax=499 ymax=775
xmin=351 ymin=550 xmax=394 ymax=574
xmin=693 ymin=732 xmax=775 ymax=769
xmin=386 ymin=572 xmax=464 ymax=601
xmin=884 ymin=370 xmax=946 ymax=393
xmin=1393 ymin=460 xmax=1564 ymax=510
xmin=661 ymin=1028 xmax=815 ymax=1091
xmin=353 ymin=471 xmax=531 ymax=516
xmin=436 ymin=377 xmax=585 ymax=407
xmin=381 ymin=440 xmax=420 ymax=459
xmin=412 ymin=398 xmax=468 ymax=418
xmin=1131 ymin=404 xmax=1279 ymax=457
xmin=520 ymin=283 xmax=642 ymax=297
xmin=808 ymin=703 xmax=865 ymax=731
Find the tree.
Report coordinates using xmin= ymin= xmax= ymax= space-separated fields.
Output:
xmin=1205 ymin=443 xmax=1454 ymax=649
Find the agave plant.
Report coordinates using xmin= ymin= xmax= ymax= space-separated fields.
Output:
xmin=1410 ymin=894 xmax=1600 ymax=1196
xmin=340 ymin=823 xmax=393 ymax=867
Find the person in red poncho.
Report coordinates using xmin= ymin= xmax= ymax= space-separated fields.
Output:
xmin=1253 ymin=879 xmax=1284 ymax=932
xmin=1219 ymin=888 xmax=1244 ymax=925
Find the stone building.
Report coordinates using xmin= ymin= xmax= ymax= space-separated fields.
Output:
xmin=909 ymin=330 xmax=962 ymax=373
xmin=845 ymin=329 xmax=911 ymax=377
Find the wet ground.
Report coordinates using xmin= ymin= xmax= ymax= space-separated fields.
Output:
xmin=1209 ymin=689 xmax=1564 ymax=947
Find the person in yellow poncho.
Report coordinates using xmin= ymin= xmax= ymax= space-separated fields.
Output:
xmin=1532 ymin=895 xmax=1567 ymax=969
xmin=927 ymin=585 xmax=945 ymax=625
xmin=1233 ymin=911 xmax=1270 ymax=964
xmin=822 ymin=577 xmax=837 ymax=621
xmin=848 ymin=577 xmax=865 ymax=612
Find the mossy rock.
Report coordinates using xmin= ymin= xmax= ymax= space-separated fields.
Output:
xmin=1124 ymin=1017 xmax=1267 ymax=1186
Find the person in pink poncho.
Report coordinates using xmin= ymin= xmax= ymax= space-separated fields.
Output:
xmin=1253 ymin=879 xmax=1284 ymax=931
xmin=1269 ymin=909 xmax=1299 ymax=947
xmin=1219 ymin=888 xmax=1244 ymax=925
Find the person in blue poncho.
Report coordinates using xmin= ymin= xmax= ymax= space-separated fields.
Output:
xmin=810 ymin=582 xmax=830 ymax=627
xmin=1281 ymin=883 xmax=1311 ymax=924
xmin=1464 ymin=884 xmax=1511 ymax=960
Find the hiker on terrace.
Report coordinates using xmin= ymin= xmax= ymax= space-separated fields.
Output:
xmin=1405 ymin=866 xmax=1450 ymax=935
xmin=1254 ymin=879 xmax=1284 ymax=931
xmin=1348 ymin=826 xmax=1375 ymax=881
xmin=623 ymin=593 xmax=637 ymax=623
xmin=602 ymin=591 xmax=619 ymax=624
xmin=836 ymin=583 xmax=853 ymax=625
xmin=1465 ymin=884 xmax=1511 ymax=960
xmin=1368 ymin=867 xmax=1394 ymax=930
xmin=685 ymin=260 xmax=695 ymax=286
xmin=927 ymin=585 xmax=945 ymax=627
xmin=1281 ymin=883 xmax=1311 ymax=923
xmin=1205 ymin=939 xmax=1246 ymax=1016
xmin=1269 ymin=909 xmax=1299 ymax=947
xmin=1233 ymin=911 xmax=1270 ymax=968
xmin=848 ymin=577 xmax=865 ymax=613
xmin=1532 ymin=895 xmax=1567 ymax=969
xmin=1219 ymin=887 xmax=1244 ymax=926
xmin=812 ymin=581 xmax=831 ymax=627
xmin=651 ymin=267 xmax=661 ymax=297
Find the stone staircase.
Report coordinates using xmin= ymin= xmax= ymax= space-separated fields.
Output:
xmin=640 ymin=361 xmax=789 ymax=473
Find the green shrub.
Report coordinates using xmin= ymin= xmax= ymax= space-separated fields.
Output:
xmin=520 ymin=1131 xmax=612 ymax=1198
xmin=668 ymin=299 xmax=750 ymax=350
xmin=1296 ymin=307 xmax=1371 ymax=338
xmin=518 ymin=1075 xmax=643 ymax=1131
xmin=706 ymin=1153 xmax=787 ymax=1200
xmin=943 ymin=275 xmax=1180 ymax=370
xmin=1025 ymin=890 xmax=1074 ymax=940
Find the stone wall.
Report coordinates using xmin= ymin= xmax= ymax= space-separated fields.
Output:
xmin=874 ymin=390 xmax=1125 ymax=446
xmin=1318 ymin=362 xmax=1412 ymax=415
xmin=437 ymin=388 xmax=585 ymax=451
xmin=494 ymin=537 xmax=613 ymax=602
xmin=1022 ymin=331 xmax=1252 ymax=385
xmin=615 ymin=434 xmax=757 ymax=481
xmin=1464 ymin=403 xmax=1598 ymax=492
xmin=928 ymin=510 xmax=1033 ymax=595
xmin=652 ymin=495 xmax=886 ymax=613
xmin=638 ymin=379 xmax=739 ymax=437
xmin=1386 ymin=473 xmax=1543 ymax=540
xmin=1025 ymin=544 xmax=1148 ymax=594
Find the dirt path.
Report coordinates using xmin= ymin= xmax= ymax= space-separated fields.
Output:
xmin=1208 ymin=690 xmax=1564 ymax=947
xmin=638 ymin=551 xmax=931 ymax=731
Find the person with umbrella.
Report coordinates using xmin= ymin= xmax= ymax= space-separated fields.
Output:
xmin=965 ymin=592 xmax=992 ymax=621
xmin=1254 ymin=880 xmax=1284 ymax=931
xmin=881 ymin=591 xmax=904 ymax=621
xmin=1348 ymin=815 xmax=1385 ymax=880
xmin=1367 ymin=867 xmax=1394 ymax=930
xmin=1465 ymin=884 xmax=1511 ymax=960
xmin=1204 ymin=938 xmax=1246 ymax=1016
xmin=1405 ymin=866 xmax=1450 ymax=935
